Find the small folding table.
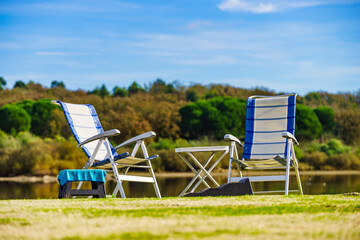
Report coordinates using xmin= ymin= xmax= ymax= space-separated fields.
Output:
xmin=175 ymin=146 xmax=229 ymax=196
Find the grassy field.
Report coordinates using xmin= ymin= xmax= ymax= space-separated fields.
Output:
xmin=0 ymin=195 xmax=359 ymax=240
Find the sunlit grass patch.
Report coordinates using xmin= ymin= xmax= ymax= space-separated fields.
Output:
xmin=0 ymin=195 xmax=359 ymax=240
xmin=0 ymin=217 xmax=30 ymax=226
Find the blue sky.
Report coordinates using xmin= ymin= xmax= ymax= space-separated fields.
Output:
xmin=0 ymin=0 xmax=359 ymax=95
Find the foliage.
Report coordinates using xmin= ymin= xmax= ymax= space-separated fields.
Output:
xmin=0 ymin=80 xmax=359 ymax=174
xmin=319 ymin=139 xmax=351 ymax=156
xmin=0 ymin=132 xmax=84 ymax=176
xmin=30 ymin=99 xmax=63 ymax=137
xmin=113 ymin=86 xmax=129 ymax=97
xmin=302 ymin=151 xmax=328 ymax=170
xmin=305 ymin=92 xmax=321 ymax=102
xmin=50 ymin=80 xmax=65 ymax=88
xmin=15 ymin=99 xmax=35 ymax=114
xmin=13 ymin=80 xmax=27 ymax=89
xmin=128 ymin=81 xmax=145 ymax=94
xmin=314 ymin=106 xmax=334 ymax=133
xmin=295 ymin=104 xmax=322 ymax=141
xmin=0 ymin=77 xmax=6 ymax=90
xmin=185 ymin=90 xmax=199 ymax=102
xmin=325 ymin=153 xmax=360 ymax=170
xmin=149 ymin=78 xmax=175 ymax=94
xmin=335 ymin=108 xmax=360 ymax=145
xmin=180 ymin=97 xmax=246 ymax=139
xmin=89 ymin=84 xmax=110 ymax=98
xmin=0 ymin=105 xmax=31 ymax=135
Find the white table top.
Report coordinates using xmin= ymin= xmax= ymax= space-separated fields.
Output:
xmin=175 ymin=146 xmax=229 ymax=153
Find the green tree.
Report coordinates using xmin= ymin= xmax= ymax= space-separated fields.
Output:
xmin=89 ymin=84 xmax=110 ymax=98
xmin=0 ymin=77 xmax=6 ymax=90
xmin=180 ymin=100 xmax=222 ymax=139
xmin=128 ymin=81 xmax=145 ymax=94
xmin=113 ymin=86 xmax=129 ymax=97
xmin=149 ymin=78 xmax=175 ymax=94
xmin=208 ymin=97 xmax=246 ymax=137
xmin=314 ymin=106 xmax=334 ymax=133
xmin=51 ymin=80 xmax=66 ymax=88
xmin=319 ymin=139 xmax=350 ymax=156
xmin=185 ymin=90 xmax=199 ymax=102
xmin=0 ymin=105 xmax=31 ymax=135
xmin=205 ymin=89 xmax=220 ymax=99
xmin=305 ymin=92 xmax=321 ymax=101
xmin=13 ymin=80 xmax=28 ymax=89
xmin=15 ymin=100 xmax=35 ymax=114
xmin=179 ymin=97 xmax=246 ymax=139
xmin=295 ymin=104 xmax=322 ymax=141
xmin=31 ymin=99 xmax=62 ymax=137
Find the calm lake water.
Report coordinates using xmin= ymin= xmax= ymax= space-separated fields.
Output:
xmin=1 ymin=172 xmax=360 ymax=199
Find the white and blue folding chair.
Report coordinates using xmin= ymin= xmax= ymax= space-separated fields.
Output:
xmin=224 ymin=94 xmax=303 ymax=195
xmin=52 ymin=100 xmax=161 ymax=198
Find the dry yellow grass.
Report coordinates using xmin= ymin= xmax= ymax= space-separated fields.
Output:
xmin=0 ymin=195 xmax=359 ymax=240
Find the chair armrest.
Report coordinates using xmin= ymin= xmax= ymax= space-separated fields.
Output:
xmin=114 ymin=131 xmax=156 ymax=150
xmin=77 ymin=129 xmax=121 ymax=147
xmin=51 ymin=100 xmax=60 ymax=105
xmin=224 ymin=134 xmax=243 ymax=147
xmin=282 ymin=132 xmax=299 ymax=145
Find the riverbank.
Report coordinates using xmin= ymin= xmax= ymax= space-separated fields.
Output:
xmin=1 ymin=170 xmax=360 ymax=182
xmin=0 ymin=195 xmax=359 ymax=240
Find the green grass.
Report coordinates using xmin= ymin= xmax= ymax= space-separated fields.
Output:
xmin=0 ymin=195 xmax=359 ymax=240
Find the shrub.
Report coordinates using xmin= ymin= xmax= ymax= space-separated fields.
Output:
xmin=314 ymin=106 xmax=334 ymax=133
xmin=113 ymin=86 xmax=129 ymax=97
xmin=179 ymin=97 xmax=246 ymax=139
xmin=335 ymin=108 xmax=360 ymax=145
xmin=0 ymin=105 xmax=31 ymax=135
xmin=325 ymin=153 xmax=359 ymax=170
xmin=293 ymin=145 xmax=304 ymax=161
xmin=319 ymin=139 xmax=350 ymax=156
xmin=89 ymin=84 xmax=110 ymax=98
xmin=30 ymin=99 xmax=62 ymax=137
xmin=302 ymin=151 xmax=327 ymax=170
xmin=186 ymin=90 xmax=199 ymax=102
xmin=13 ymin=80 xmax=27 ymax=89
xmin=15 ymin=99 xmax=35 ymax=114
xmin=0 ymin=76 xmax=6 ymax=90
xmin=156 ymin=149 xmax=187 ymax=172
xmin=295 ymin=104 xmax=322 ymax=141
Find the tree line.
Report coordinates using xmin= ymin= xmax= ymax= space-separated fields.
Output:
xmin=0 ymin=77 xmax=359 ymax=176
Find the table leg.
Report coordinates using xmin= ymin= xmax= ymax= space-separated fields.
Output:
xmin=187 ymin=152 xmax=219 ymax=187
xmin=190 ymin=150 xmax=229 ymax=192
xmin=177 ymin=154 xmax=211 ymax=196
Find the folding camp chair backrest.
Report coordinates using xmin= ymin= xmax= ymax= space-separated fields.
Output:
xmin=56 ymin=101 xmax=116 ymax=161
xmin=243 ymin=94 xmax=296 ymax=160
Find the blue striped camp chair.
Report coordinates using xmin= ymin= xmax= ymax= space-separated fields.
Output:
xmin=224 ymin=94 xmax=303 ymax=195
xmin=52 ymin=100 xmax=161 ymax=198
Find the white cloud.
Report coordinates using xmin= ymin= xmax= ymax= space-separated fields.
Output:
xmin=218 ymin=0 xmax=360 ymax=14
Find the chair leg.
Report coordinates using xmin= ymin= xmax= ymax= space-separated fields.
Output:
xmin=141 ymin=141 xmax=161 ymax=198
xmin=292 ymin=145 xmax=303 ymax=195
xmin=294 ymin=164 xmax=303 ymax=195
xmin=118 ymin=183 xmax=126 ymax=198
xmin=147 ymin=160 xmax=161 ymax=198
xmin=284 ymin=139 xmax=292 ymax=195
xmin=109 ymin=165 xmax=126 ymax=198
